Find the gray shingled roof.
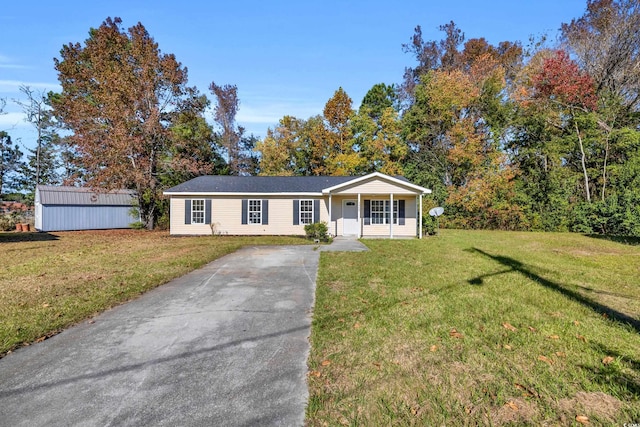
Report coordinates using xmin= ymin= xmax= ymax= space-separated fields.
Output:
xmin=164 ymin=175 xmax=410 ymax=194
xmin=36 ymin=185 xmax=136 ymax=206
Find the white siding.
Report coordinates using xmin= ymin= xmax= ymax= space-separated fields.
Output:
xmin=332 ymin=177 xmax=416 ymax=195
xmin=329 ymin=195 xmax=418 ymax=237
xmin=170 ymin=196 xmax=329 ymax=236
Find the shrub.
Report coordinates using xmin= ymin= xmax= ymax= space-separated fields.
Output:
xmin=304 ymin=221 xmax=329 ymax=242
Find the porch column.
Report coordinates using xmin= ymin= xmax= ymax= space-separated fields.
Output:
xmin=357 ymin=193 xmax=361 ymax=238
xmin=419 ymin=194 xmax=423 ymax=239
xmin=390 ymin=193 xmax=394 ymax=239
xmin=328 ymin=193 xmax=333 ymax=236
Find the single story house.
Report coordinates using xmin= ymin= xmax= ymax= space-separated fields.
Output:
xmin=163 ymin=172 xmax=432 ymax=238
xmin=35 ymin=185 xmax=139 ymax=232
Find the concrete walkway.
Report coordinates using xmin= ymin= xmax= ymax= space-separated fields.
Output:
xmin=320 ymin=236 xmax=369 ymax=252
xmin=0 ymin=245 xmax=321 ymax=427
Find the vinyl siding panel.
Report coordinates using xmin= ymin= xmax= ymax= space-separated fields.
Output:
xmin=332 ymin=178 xmax=416 ymax=195
xmin=170 ymin=196 xmax=329 ymax=236
xmin=328 ymin=195 xmax=417 ymax=237
xmin=38 ymin=205 xmax=136 ymax=232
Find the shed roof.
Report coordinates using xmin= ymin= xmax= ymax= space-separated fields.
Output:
xmin=163 ymin=173 xmax=427 ymax=195
xmin=36 ymin=185 xmax=136 ymax=206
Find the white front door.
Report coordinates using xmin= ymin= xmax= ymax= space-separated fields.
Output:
xmin=342 ymin=200 xmax=358 ymax=236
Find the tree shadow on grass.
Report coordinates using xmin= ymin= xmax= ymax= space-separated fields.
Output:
xmin=0 ymin=232 xmax=59 ymax=243
xmin=584 ymin=234 xmax=640 ymax=246
xmin=466 ymin=247 xmax=640 ymax=334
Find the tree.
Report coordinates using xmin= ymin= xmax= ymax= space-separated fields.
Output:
xmin=322 ymin=87 xmax=359 ymax=175
xmin=561 ymin=0 xmax=640 ymax=111
xmin=52 ymin=17 xmax=209 ymax=229
xmin=209 ymin=81 xmax=242 ymax=175
xmin=13 ymin=86 xmax=60 ymax=188
xmin=16 ymin=141 xmax=60 ymax=193
xmin=0 ymin=131 xmax=23 ymax=196
xmin=532 ymin=49 xmax=598 ymax=203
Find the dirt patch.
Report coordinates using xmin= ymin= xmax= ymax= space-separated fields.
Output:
xmin=490 ymin=398 xmax=540 ymax=425
xmin=556 ymin=391 xmax=622 ymax=424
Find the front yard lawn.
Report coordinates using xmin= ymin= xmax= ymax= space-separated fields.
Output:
xmin=308 ymin=229 xmax=640 ymax=425
xmin=0 ymin=230 xmax=307 ymax=357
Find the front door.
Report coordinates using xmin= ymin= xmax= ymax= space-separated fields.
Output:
xmin=342 ymin=200 xmax=358 ymax=236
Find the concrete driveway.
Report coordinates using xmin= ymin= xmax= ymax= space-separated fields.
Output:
xmin=0 ymin=245 xmax=320 ymax=426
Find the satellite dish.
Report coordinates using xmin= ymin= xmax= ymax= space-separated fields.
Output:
xmin=429 ymin=207 xmax=444 ymax=217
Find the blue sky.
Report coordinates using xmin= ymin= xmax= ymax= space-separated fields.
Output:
xmin=2 ymin=0 xmax=587 ymax=150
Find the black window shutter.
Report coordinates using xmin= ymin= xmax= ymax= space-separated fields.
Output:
xmin=184 ymin=199 xmax=191 ymax=224
xmin=293 ymin=199 xmax=299 ymax=225
xmin=205 ymin=199 xmax=212 ymax=224
xmin=313 ymin=199 xmax=320 ymax=223
xmin=398 ymin=200 xmax=405 ymax=225
xmin=262 ymin=200 xmax=269 ymax=225
xmin=364 ymin=200 xmax=371 ymax=225
xmin=241 ymin=199 xmax=248 ymax=224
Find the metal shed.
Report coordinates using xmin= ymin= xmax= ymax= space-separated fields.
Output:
xmin=35 ymin=185 xmax=139 ymax=232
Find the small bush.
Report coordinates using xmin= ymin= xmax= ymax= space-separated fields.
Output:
xmin=0 ymin=213 xmax=22 ymax=231
xmin=129 ymin=221 xmax=146 ymax=230
xmin=304 ymin=222 xmax=329 ymax=242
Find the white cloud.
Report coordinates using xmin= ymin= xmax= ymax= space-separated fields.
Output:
xmin=0 ymin=111 xmax=28 ymax=128
xmin=0 ymin=54 xmax=30 ymax=70
xmin=0 ymin=80 xmax=59 ymax=92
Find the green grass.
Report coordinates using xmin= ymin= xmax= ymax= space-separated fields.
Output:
xmin=0 ymin=229 xmax=308 ymax=357
xmin=307 ymin=229 xmax=640 ymax=426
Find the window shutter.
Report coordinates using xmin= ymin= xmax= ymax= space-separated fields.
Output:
xmin=184 ymin=200 xmax=191 ymax=224
xmin=313 ymin=199 xmax=320 ymax=223
xmin=293 ymin=200 xmax=299 ymax=225
xmin=241 ymin=199 xmax=248 ymax=225
xmin=205 ymin=199 xmax=212 ymax=224
xmin=398 ymin=200 xmax=405 ymax=225
xmin=262 ymin=199 xmax=269 ymax=225
xmin=364 ymin=200 xmax=371 ymax=225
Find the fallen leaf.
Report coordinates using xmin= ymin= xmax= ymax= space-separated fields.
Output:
xmin=505 ymin=401 xmax=519 ymax=411
xmin=354 ymin=322 xmax=361 ymax=329
xmin=430 ymin=345 xmax=438 ymax=352
xmin=576 ymin=414 xmax=590 ymax=424
xmin=547 ymin=335 xmax=560 ymax=340
xmin=309 ymin=371 xmax=321 ymax=377
xmin=449 ymin=328 xmax=463 ymax=339
xmin=503 ymin=323 xmax=517 ymax=332
xmin=321 ymin=360 xmax=331 ymax=366
xmin=35 ymin=336 xmax=46 ymax=343
xmin=577 ymin=334 xmax=587 ymax=342
xmin=538 ymin=355 xmax=553 ymax=365
xmin=338 ymin=318 xmax=345 ymax=323
xmin=504 ymin=344 xmax=512 ymax=350
xmin=573 ymin=320 xmax=580 ymax=326
xmin=514 ymin=383 xmax=540 ymax=398
xmin=527 ymin=326 xmax=537 ymax=332
xmin=42 ymin=303 xmax=50 ymax=308
xmin=555 ymin=352 xmax=566 ymax=357
xmin=372 ymin=362 xmax=381 ymax=370
xmin=602 ymin=356 xmax=615 ymax=365
xmin=410 ymin=406 xmax=419 ymax=415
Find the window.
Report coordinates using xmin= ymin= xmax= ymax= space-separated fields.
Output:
xmin=248 ymin=199 xmax=262 ymax=224
xmin=191 ymin=199 xmax=205 ymax=224
xmin=370 ymin=200 xmax=398 ymax=225
xmin=300 ymin=200 xmax=313 ymax=225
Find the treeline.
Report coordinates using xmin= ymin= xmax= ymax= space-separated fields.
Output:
xmin=2 ymin=1 xmax=639 ymax=235
xmin=257 ymin=0 xmax=640 ymax=236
